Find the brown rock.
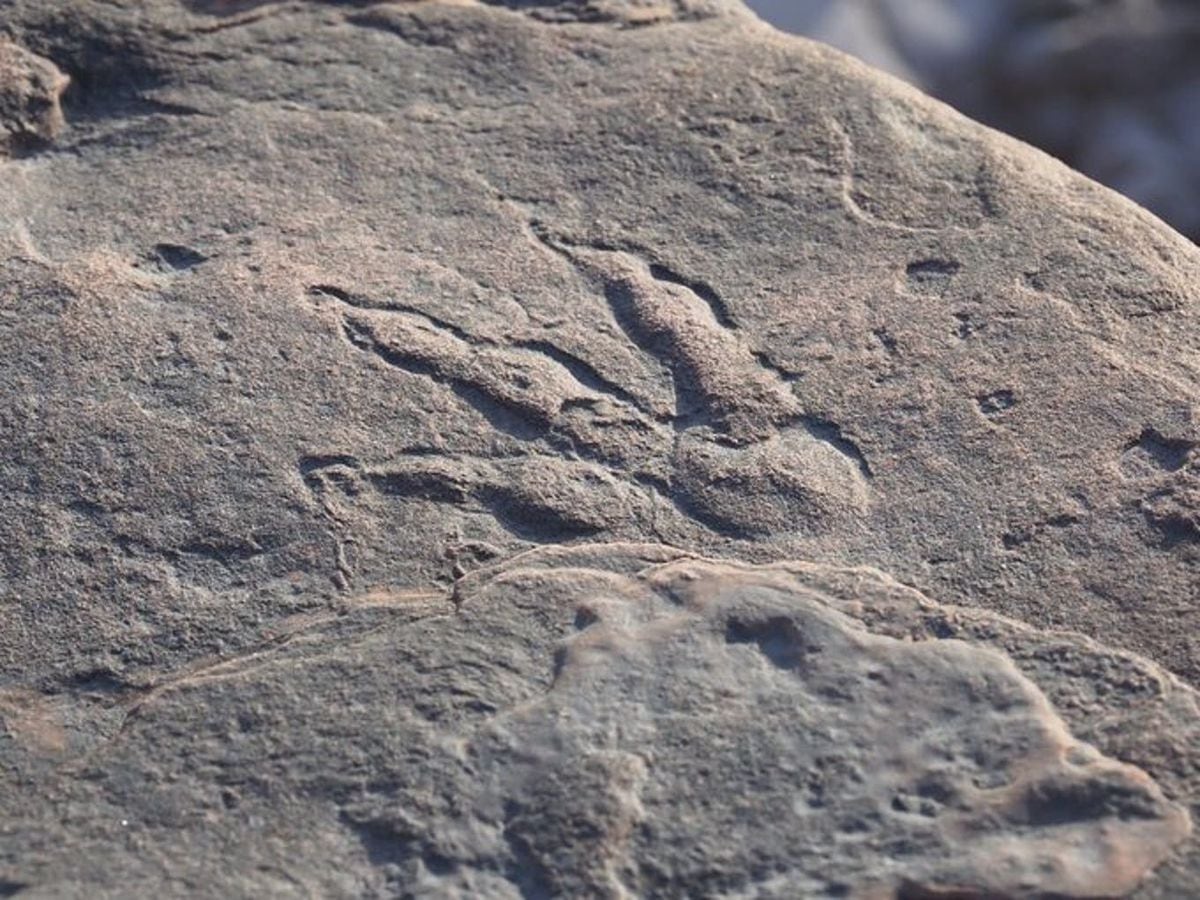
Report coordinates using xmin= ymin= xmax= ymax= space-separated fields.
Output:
xmin=2 ymin=1 xmax=1200 ymax=895
xmin=0 ymin=39 xmax=68 ymax=155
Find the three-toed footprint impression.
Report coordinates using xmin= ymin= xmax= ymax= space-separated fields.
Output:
xmin=304 ymin=227 xmax=872 ymax=575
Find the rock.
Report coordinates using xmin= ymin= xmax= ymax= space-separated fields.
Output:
xmin=2 ymin=0 xmax=1200 ymax=895
xmin=2 ymin=544 xmax=1197 ymax=897
xmin=745 ymin=0 xmax=1200 ymax=241
xmin=0 ymin=40 xmax=69 ymax=156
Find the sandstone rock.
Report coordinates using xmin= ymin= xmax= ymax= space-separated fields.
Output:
xmin=2 ymin=0 xmax=1200 ymax=895
xmin=2 ymin=544 xmax=1197 ymax=897
xmin=746 ymin=0 xmax=1200 ymax=241
xmin=0 ymin=39 xmax=68 ymax=156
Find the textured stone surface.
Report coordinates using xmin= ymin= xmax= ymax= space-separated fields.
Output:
xmin=0 ymin=39 xmax=68 ymax=156
xmin=2 ymin=0 xmax=1200 ymax=895
xmin=747 ymin=0 xmax=1200 ymax=241
xmin=1 ymin=544 xmax=1197 ymax=897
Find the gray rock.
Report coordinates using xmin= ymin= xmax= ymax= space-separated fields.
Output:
xmin=0 ymin=39 xmax=68 ymax=156
xmin=2 ymin=0 xmax=1200 ymax=895
xmin=2 ymin=544 xmax=1197 ymax=897
xmin=746 ymin=0 xmax=1200 ymax=241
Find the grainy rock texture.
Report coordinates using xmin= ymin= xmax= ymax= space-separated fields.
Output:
xmin=747 ymin=0 xmax=1200 ymax=241
xmin=2 ymin=0 xmax=1200 ymax=896
xmin=0 ymin=38 xmax=67 ymax=156
xmin=4 ymin=544 xmax=1198 ymax=897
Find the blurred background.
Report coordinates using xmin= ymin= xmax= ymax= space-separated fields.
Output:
xmin=746 ymin=0 xmax=1200 ymax=242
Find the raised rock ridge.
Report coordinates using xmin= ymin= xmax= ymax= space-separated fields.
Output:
xmin=2 ymin=0 xmax=1200 ymax=896
xmin=3 ymin=544 xmax=1197 ymax=897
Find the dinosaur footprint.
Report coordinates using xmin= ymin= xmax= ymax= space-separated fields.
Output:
xmin=539 ymin=239 xmax=873 ymax=537
xmin=304 ymin=233 xmax=873 ymax=578
xmin=310 ymin=284 xmax=673 ymax=477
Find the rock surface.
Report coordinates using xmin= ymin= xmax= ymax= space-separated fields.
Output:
xmin=4 ymin=543 xmax=1198 ymax=897
xmin=746 ymin=0 xmax=1200 ymax=242
xmin=0 ymin=38 xmax=68 ymax=156
xmin=2 ymin=0 xmax=1200 ymax=896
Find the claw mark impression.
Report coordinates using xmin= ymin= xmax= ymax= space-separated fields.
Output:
xmin=304 ymin=231 xmax=874 ymax=568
